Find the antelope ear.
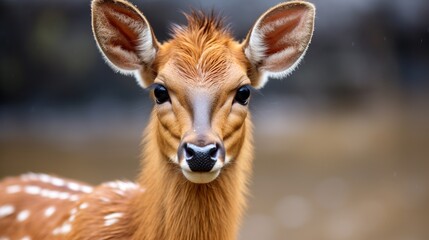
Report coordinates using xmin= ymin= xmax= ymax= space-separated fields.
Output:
xmin=243 ymin=1 xmax=315 ymax=88
xmin=91 ymin=0 xmax=158 ymax=87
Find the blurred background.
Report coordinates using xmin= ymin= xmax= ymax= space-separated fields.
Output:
xmin=1 ymin=0 xmax=428 ymax=239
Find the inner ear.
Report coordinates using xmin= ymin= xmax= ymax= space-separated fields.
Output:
xmin=260 ymin=4 xmax=313 ymax=70
xmin=243 ymin=2 xmax=315 ymax=88
xmin=98 ymin=4 xmax=143 ymax=67
xmin=91 ymin=0 xmax=158 ymax=87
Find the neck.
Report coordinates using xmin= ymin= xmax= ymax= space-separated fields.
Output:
xmin=131 ymin=114 xmax=253 ymax=240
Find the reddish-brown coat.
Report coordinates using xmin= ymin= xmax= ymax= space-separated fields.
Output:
xmin=0 ymin=0 xmax=315 ymax=239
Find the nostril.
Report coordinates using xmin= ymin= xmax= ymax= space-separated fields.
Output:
xmin=184 ymin=143 xmax=195 ymax=159
xmin=209 ymin=145 xmax=218 ymax=159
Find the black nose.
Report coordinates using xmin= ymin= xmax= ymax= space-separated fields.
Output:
xmin=184 ymin=143 xmax=219 ymax=172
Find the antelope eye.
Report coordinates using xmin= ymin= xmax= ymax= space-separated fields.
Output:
xmin=154 ymin=85 xmax=170 ymax=104
xmin=234 ymin=85 xmax=250 ymax=105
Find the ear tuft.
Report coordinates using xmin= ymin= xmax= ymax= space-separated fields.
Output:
xmin=243 ymin=1 xmax=315 ymax=88
xmin=91 ymin=0 xmax=158 ymax=87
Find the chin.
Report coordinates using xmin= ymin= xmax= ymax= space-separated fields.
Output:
xmin=182 ymin=169 xmax=221 ymax=184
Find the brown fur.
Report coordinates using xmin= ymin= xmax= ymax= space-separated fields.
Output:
xmin=158 ymin=11 xmax=236 ymax=83
xmin=129 ymin=117 xmax=253 ymax=240
xmin=0 ymin=175 xmax=90 ymax=239
xmin=0 ymin=0 xmax=315 ymax=239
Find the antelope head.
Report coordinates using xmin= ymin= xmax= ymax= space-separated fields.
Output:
xmin=91 ymin=0 xmax=315 ymax=183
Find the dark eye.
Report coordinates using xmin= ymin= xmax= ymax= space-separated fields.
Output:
xmin=234 ymin=85 xmax=250 ymax=105
xmin=154 ymin=85 xmax=170 ymax=104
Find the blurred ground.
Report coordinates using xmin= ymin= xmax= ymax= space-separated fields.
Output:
xmin=1 ymin=95 xmax=428 ymax=240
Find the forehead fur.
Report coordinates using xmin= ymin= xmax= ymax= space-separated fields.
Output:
xmin=158 ymin=11 xmax=243 ymax=84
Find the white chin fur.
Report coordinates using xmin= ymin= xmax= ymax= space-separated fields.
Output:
xmin=182 ymin=169 xmax=220 ymax=184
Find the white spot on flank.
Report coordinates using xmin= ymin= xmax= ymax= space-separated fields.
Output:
xmin=58 ymin=192 xmax=70 ymax=200
xmin=6 ymin=185 xmax=21 ymax=194
xmin=20 ymin=236 xmax=31 ymax=240
xmin=105 ymin=181 xmax=138 ymax=191
xmin=44 ymin=206 xmax=56 ymax=217
xmin=39 ymin=174 xmax=51 ymax=183
xmin=79 ymin=202 xmax=89 ymax=209
xmin=52 ymin=222 xmax=72 ymax=235
xmin=67 ymin=182 xmax=80 ymax=191
xmin=20 ymin=172 xmax=38 ymax=181
xmin=51 ymin=178 xmax=65 ymax=187
xmin=104 ymin=212 xmax=124 ymax=226
xmin=17 ymin=210 xmax=30 ymax=222
xmin=81 ymin=186 xmax=93 ymax=193
xmin=24 ymin=186 xmax=41 ymax=195
xmin=47 ymin=190 xmax=60 ymax=199
xmin=60 ymin=223 xmax=72 ymax=234
xmin=40 ymin=189 xmax=75 ymax=201
xmin=0 ymin=205 xmax=15 ymax=218
xmin=106 ymin=182 xmax=118 ymax=188
xmin=70 ymin=208 xmax=77 ymax=215
xmin=40 ymin=189 xmax=59 ymax=199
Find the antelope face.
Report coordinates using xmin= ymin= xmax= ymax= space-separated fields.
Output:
xmin=151 ymin=52 xmax=251 ymax=183
xmin=91 ymin=0 xmax=315 ymax=183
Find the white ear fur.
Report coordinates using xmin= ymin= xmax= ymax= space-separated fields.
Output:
xmin=91 ymin=0 xmax=158 ymax=88
xmin=244 ymin=1 xmax=316 ymax=88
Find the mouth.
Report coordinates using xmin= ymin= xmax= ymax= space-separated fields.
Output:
xmin=181 ymin=169 xmax=221 ymax=184
xmin=180 ymin=159 xmax=224 ymax=184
